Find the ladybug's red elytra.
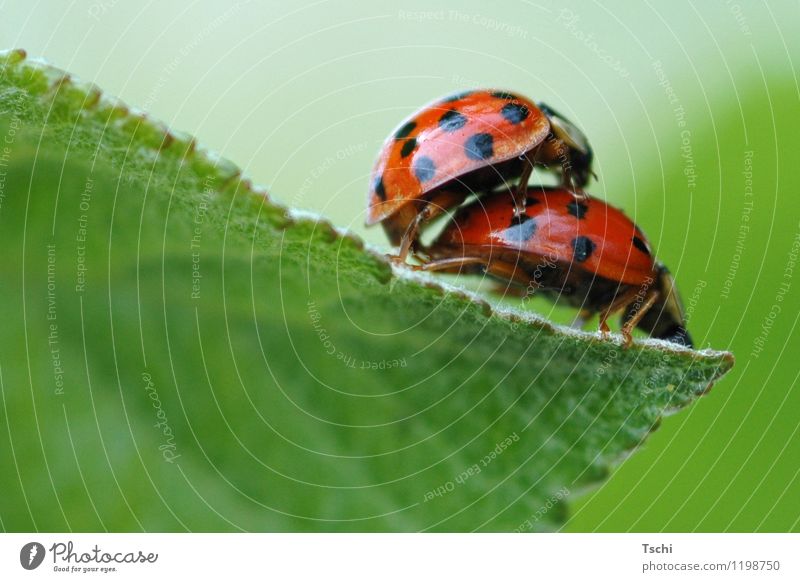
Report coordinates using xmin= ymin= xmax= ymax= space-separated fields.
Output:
xmin=366 ymin=89 xmax=594 ymax=262
xmin=420 ymin=187 xmax=692 ymax=348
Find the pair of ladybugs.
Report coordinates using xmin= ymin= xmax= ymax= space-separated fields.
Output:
xmin=366 ymin=89 xmax=692 ymax=348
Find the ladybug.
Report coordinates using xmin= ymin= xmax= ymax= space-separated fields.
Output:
xmin=419 ymin=187 xmax=692 ymax=348
xmin=366 ymin=89 xmax=594 ymax=262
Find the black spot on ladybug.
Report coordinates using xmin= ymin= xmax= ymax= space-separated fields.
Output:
xmin=443 ymin=90 xmax=474 ymax=102
xmin=400 ymin=137 xmax=417 ymax=158
xmin=394 ymin=120 xmax=416 ymax=140
xmin=571 ymin=236 xmax=595 ymax=262
xmin=491 ymin=91 xmax=518 ymax=100
xmin=525 ymin=196 xmax=540 ymax=207
xmin=374 ymin=175 xmax=386 ymax=201
xmin=566 ymin=200 xmax=588 ymax=219
xmin=632 ymin=235 xmax=650 ymax=255
xmin=504 ymin=214 xmax=537 ymax=244
xmin=413 ymin=156 xmax=436 ymax=183
xmin=464 ymin=132 xmax=494 ymax=160
xmin=501 ymin=102 xmax=530 ymax=125
xmin=439 ymin=109 xmax=467 ymax=132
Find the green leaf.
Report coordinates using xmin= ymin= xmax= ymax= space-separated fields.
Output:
xmin=0 ymin=50 xmax=732 ymax=532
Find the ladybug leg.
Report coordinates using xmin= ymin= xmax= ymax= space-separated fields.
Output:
xmin=488 ymin=262 xmax=540 ymax=297
xmin=562 ymin=166 xmax=589 ymax=201
xmin=598 ymin=312 xmax=611 ymax=335
xmin=619 ymin=289 xmax=661 ymax=348
xmin=394 ymin=202 xmax=441 ymax=263
xmin=513 ymin=155 xmax=535 ymax=215
xmin=393 ymin=210 xmax=426 ymax=264
xmin=483 ymin=259 xmax=535 ymax=288
xmin=420 ymin=257 xmax=531 ymax=289
xmin=597 ymin=287 xmax=642 ymax=342
xmin=417 ymin=256 xmax=488 ymax=273
xmin=391 ymin=190 xmax=467 ymax=264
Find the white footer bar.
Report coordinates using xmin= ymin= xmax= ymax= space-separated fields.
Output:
xmin=1 ymin=533 xmax=796 ymax=580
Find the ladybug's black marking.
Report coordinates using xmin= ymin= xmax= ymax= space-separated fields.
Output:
xmin=525 ymin=196 xmax=540 ymax=207
xmin=464 ymin=132 xmax=494 ymax=160
xmin=566 ymin=200 xmax=588 ymax=219
xmin=504 ymin=214 xmax=537 ymax=244
xmin=501 ymin=102 xmax=530 ymax=125
xmin=491 ymin=91 xmax=518 ymax=100
xmin=394 ymin=121 xmax=416 ymax=140
xmin=400 ymin=138 xmax=417 ymax=158
xmin=413 ymin=156 xmax=436 ymax=183
xmin=439 ymin=109 xmax=467 ymax=132
xmin=443 ymin=90 xmax=474 ymax=102
xmin=374 ymin=175 xmax=386 ymax=201
xmin=571 ymin=236 xmax=595 ymax=262
xmin=662 ymin=325 xmax=692 ymax=348
xmin=632 ymin=235 xmax=650 ymax=255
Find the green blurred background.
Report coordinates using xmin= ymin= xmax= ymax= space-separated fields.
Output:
xmin=2 ymin=0 xmax=799 ymax=530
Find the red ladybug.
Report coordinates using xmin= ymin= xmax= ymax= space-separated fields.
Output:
xmin=366 ymin=90 xmax=593 ymax=262
xmin=420 ymin=187 xmax=692 ymax=348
